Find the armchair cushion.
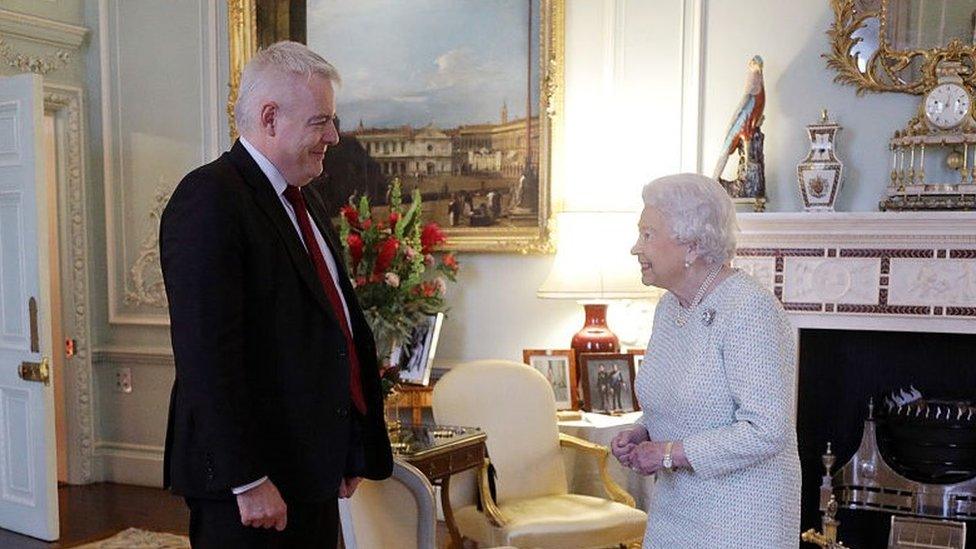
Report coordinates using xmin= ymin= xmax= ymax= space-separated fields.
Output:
xmin=454 ymin=493 xmax=646 ymax=549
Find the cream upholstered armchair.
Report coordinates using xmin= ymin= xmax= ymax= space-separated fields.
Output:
xmin=341 ymin=458 xmax=437 ymax=549
xmin=432 ymin=360 xmax=647 ymax=548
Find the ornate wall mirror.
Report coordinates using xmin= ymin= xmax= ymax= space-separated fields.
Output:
xmin=827 ymin=0 xmax=976 ymax=95
xmin=227 ymin=0 xmax=564 ymax=253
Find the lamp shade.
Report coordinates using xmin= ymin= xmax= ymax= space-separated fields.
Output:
xmin=538 ymin=211 xmax=657 ymax=300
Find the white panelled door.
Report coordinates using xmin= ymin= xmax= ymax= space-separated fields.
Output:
xmin=0 ymin=74 xmax=59 ymax=540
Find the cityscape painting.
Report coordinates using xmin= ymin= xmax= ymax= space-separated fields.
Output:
xmin=301 ymin=0 xmax=562 ymax=252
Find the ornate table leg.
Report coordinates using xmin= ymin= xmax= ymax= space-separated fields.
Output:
xmin=440 ymin=475 xmax=465 ymax=549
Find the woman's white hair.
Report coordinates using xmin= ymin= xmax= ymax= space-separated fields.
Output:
xmin=641 ymin=173 xmax=739 ymax=265
xmin=234 ymin=41 xmax=341 ymax=135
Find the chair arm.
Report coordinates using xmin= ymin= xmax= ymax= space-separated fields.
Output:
xmin=477 ymin=458 xmax=509 ymax=527
xmin=559 ymin=433 xmax=637 ymax=508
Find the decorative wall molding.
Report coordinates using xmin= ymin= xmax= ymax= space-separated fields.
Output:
xmin=123 ymin=185 xmax=171 ymax=309
xmin=93 ymin=348 xmax=174 ymax=367
xmin=733 ymin=212 xmax=976 ymax=334
xmin=95 ymin=441 xmax=164 ymax=461
xmin=0 ymin=37 xmax=69 ymax=75
xmin=43 ymin=84 xmax=95 ymax=484
xmin=95 ymin=441 xmax=164 ymax=487
xmin=0 ymin=8 xmax=87 ymax=50
xmin=679 ymin=0 xmax=704 ymax=173
xmin=101 ymin=0 xmax=219 ymax=325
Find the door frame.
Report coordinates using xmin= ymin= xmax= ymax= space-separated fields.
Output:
xmin=42 ymin=83 xmax=95 ymax=485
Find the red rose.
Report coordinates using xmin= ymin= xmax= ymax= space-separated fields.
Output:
xmin=419 ymin=280 xmax=439 ymax=298
xmin=420 ymin=223 xmax=446 ymax=254
xmin=374 ymin=237 xmax=400 ymax=274
xmin=340 ymin=205 xmax=360 ymax=228
xmin=354 ymin=276 xmax=367 ymax=287
xmin=346 ymin=233 xmax=364 ymax=271
xmin=442 ymin=253 xmax=459 ymax=272
xmin=389 ymin=211 xmax=400 ymax=226
xmin=362 ymin=219 xmax=372 ymax=231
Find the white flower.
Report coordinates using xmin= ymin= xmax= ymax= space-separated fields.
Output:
xmin=435 ymin=277 xmax=447 ymax=294
xmin=384 ymin=272 xmax=401 ymax=287
xmin=425 ymin=254 xmax=435 ymax=266
xmin=405 ymin=246 xmax=417 ymax=260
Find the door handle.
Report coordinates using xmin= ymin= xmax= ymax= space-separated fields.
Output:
xmin=19 ymin=357 xmax=50 ymax=385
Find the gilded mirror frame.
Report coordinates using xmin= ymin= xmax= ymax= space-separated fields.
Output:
xmin=827 ymin=0 xmax=976 ymax=95
xmin=226 ymin=0 xmax=564 ymax=254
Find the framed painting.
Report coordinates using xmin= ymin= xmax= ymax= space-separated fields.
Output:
xmin=579 ymin=353 xmax=638 ymax=414
xmin=227 ymin=0 xmax=565 ymax=253
xmin=522 ymin=349 xmax=577 ymax=410
xmin=391 ymin=312 xmax=444 ymax=386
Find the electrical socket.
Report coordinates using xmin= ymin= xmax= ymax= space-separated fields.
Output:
xmin=115 ymin=367 xmax=132 ymax=393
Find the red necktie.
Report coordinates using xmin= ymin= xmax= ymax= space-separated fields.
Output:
xmin=282 ymin=185 xmax=367 ymax=415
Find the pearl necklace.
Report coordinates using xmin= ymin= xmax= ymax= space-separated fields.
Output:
xmin=675 ymin=264 xmax=723 ymax=327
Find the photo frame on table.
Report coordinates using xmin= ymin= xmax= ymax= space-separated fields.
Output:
xmin=579 ymin=353 xmax=638 ymax=414
xmin=522 ymin=349 xmax=577 ymax=411
xmin=227 ymin=0 xmax=565 ymax=253
xmin=392 ymin=312 xmax=444 ymax=386
xmin=627 ymin=349 xmax=645 ymax=377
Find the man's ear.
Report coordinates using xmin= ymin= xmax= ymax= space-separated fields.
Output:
xmin=259 ymin=102 xmax=278 ymax=137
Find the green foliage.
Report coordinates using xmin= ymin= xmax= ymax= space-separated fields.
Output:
xmin=337 ymin=178 xmax=460 ymax=397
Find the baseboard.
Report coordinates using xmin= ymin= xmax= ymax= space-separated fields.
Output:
xmin=95 ymin=441 xmax=164 ymax=487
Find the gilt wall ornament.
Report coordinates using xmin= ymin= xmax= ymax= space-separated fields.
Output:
xmin=798 ymin=110 xmax=845 ymax=212
xmin=826 ymin=0 xmax=976 ymax=96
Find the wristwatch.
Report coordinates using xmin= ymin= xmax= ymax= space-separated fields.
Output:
xmin=662 ymin=441 xmax=674 ymax=471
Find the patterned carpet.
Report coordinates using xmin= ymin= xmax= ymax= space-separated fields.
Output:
xmin=71 ymin=528 xmax=189 ymax=549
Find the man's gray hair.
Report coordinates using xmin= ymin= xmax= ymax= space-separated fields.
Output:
xmin=234 ymin=41 xmax=341 ymax=134
xmin=641 ymin=173 xmax=739 ymax=265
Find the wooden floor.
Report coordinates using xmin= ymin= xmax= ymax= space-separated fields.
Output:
xmin=0 ymin=483 xmax=188 ymax=548
xmin=0 ymin=482 xmax=452 ymax=548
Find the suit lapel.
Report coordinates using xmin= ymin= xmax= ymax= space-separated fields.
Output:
xmin=226 ymin=141 xmax=335 ymax=319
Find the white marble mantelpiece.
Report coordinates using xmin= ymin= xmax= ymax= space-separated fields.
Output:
xmin=731 ymin=212 xmax=976 ymax=334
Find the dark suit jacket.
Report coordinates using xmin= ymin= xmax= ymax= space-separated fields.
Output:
xmin=161 ymin=140 xmax=393 ymax=502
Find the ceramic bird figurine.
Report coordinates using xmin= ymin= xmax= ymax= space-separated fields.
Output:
xmin=713 ymin=55 xmax=765 ymax=180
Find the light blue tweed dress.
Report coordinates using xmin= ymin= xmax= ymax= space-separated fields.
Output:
xmin=636 ymin=270 xmax=801 ymax=548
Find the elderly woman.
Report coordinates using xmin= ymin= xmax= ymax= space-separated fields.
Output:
xmin=612 ymin=173 xmax=800 ymax=547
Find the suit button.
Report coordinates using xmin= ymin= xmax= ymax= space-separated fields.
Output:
xmin=336 ymin=406 xmax=349 ymax=418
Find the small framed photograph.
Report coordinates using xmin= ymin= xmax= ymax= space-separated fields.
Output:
xmin=579 ymin=353 xmax=638 ymax=414
xmin=627 ymin=349 xmax=646 ymax=377
xmin=393 ymin=312 xmax=444 ymax=386
xmin=522 ymin=349 xmax=578 ymax=411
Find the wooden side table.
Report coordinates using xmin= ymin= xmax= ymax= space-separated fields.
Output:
xmin=391 ymin=423 xmax=487 ymax=549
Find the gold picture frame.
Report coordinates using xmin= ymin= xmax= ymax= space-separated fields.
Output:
xmin=826 ymin=0 xmax=976 ymax=95
xmin=226 ymin=0 xmax=564 ymax=254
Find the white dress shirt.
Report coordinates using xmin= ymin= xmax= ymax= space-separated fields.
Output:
xmin=233 ymin=138 xmax=355 ymax=495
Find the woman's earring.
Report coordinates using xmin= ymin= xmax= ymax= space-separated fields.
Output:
xmin=684 ymin=260 xmax=691 ymax=269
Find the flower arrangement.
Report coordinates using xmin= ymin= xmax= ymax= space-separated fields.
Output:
xmin=338 ymin=178 xmax=459 ymax=396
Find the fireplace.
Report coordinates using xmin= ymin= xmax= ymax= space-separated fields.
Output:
xmin=731 ymin=211 xmax=976 ymax=547
xmin=797 ymin=328 xmax=976 ymax=548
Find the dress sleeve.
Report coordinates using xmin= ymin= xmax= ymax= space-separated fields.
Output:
xmin=682 ymin=290 xmax=797 ymax=479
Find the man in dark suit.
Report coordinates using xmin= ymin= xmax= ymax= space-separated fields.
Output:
xmin=160 ymin=41 xmax=392 ymax=548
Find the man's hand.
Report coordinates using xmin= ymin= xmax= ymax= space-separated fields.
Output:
xmin=236 ymin=479 xmax=287 ymax=531
xmin=339 ymin=476 xmax=362 ymax=498
xmin=611 ymin=425 xmax=649 ymax=463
